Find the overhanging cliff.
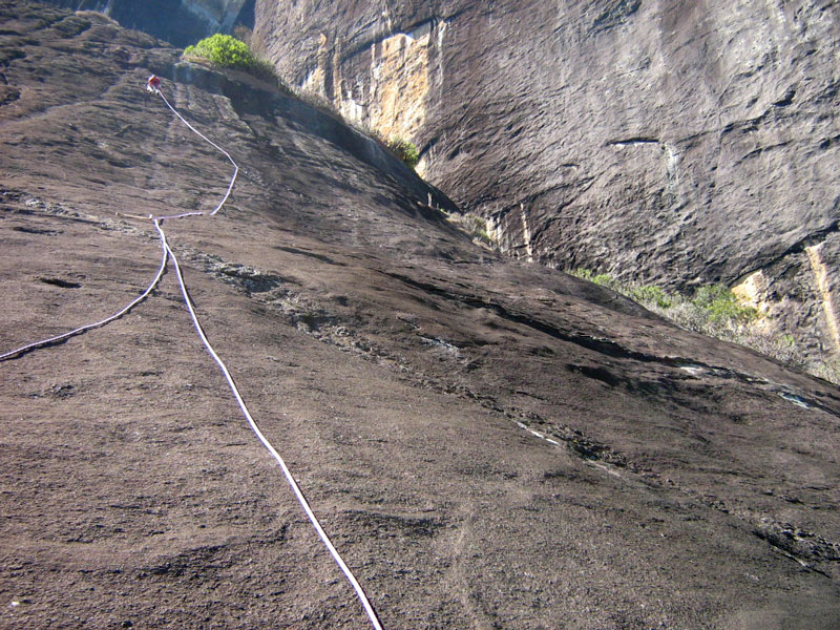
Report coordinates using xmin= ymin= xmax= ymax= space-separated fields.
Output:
xmin=46 ymin=0 xmax=254 ymax=46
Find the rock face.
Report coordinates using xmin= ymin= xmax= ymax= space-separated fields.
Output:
xmin=253 ymin=0 xmax=840 ymax=366
xmin=46 ymin=0 xmax=253 ymax=46
xmin=2 ymin=2 xmax=840 ymax=629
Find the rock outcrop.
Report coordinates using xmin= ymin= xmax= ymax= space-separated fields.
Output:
xmin=253 ymin=0 xmax=840 ymax=367
xmin=46 ymin=0 xmax=253 ymax=46
xmin=2 ymin=3 xmax=840 ymax=629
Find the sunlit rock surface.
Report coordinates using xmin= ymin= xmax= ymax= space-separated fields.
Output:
xmin=254 ymin=0 xmax=840 ymax=366
xmin=1 ymin=4 xmax=839 ymax=629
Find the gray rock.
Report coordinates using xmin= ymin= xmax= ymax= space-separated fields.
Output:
xmin=253 ymin=0 xmax=840 ymax=364
xmin=44 ymin=0 xmax=253 ymax=46
xmin=2 ymin=3 xmax=840 ymax=628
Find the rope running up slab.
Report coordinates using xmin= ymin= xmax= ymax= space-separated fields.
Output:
xmin=1 ymin=80 xmax=384 ymax=630
xmin=152 ymin=85 xmax=383 ymax=630
xmin=154 ymin=218 xmax=384 ymax=630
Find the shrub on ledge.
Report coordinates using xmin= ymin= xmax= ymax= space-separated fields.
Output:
xmin=388 ymin=137 xmax=420 ymax=170
xmin=183 ymin=34 xmax=277 ymax=82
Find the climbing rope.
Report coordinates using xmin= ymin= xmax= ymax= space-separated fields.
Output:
xmin=0 ymin=78 xmax=384 ymax=630
xmin=154 ymin=219 xmax=384 ymax=630
xmin=155 ymin=89 xmax=238 ymax=218
xmin=0 ymin=232 xmax=169 ymax=362
xmin=153 ymin=83 xmax=383 ymax=630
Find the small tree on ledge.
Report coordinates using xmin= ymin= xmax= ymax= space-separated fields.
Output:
xmin=183 ymin=34 xmax=277 ymax=82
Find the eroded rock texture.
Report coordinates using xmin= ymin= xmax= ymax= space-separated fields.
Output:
xmin=2 ymin=3 xmax=840 ymax=628
xmin=254 ymin=0 xmax=840 ymax=364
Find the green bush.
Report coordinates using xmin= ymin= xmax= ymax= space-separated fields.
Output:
xmin=183 ymin=34 xmax=277 ymax=81
xmin=573 ymin=271 xmax=756 ymax=328
xmin=591 ymin=273 xmax=615 ymax=288
xmin=466 ymin=216 xmax=493 ymax=245
xmin=570 ymin=269 xmax=619 ymax=291
xmin=629 ymin=285 xmax=672 ymax=309
xmin=388 ymin=137 xmax=420 ymax=169
xmin=570 ymin=268 xmax=595 ymax=281
xmin=691 ymin=285 xmax=758 ymax=325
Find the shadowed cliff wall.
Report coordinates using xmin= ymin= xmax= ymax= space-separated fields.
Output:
xmin=46 ymin=0 xmax=253 ymax=46
xmin=254 ymin=0 xmax=840 ymax=366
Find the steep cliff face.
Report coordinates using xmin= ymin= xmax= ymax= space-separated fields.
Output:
xmin=254 ymin=1 xmax=445 ymax=163
xmin=47 ymin=0 xmax=253 ymax=46
xmin=3 ymin=3 xmax=840 ymax=628
xmin=254 ymin=0 xmax=840 ymax=365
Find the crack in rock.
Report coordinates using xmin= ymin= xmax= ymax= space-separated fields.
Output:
xmin=754 ymin=520 xmax=840 ymax=565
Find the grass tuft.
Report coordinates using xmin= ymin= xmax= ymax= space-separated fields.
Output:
xmin=387 ymin=137 xmax=420 ymax=170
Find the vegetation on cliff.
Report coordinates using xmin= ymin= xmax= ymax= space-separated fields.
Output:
xmin=387 ymin=137 xmax=420 ymax=170
xmin=183 ymin=33 xmax=277 ymax=82
xmin=183 ymin=35 xmax=422 ymax=174
xmin=572 ymin=271 xmax=759 ymax=331
xmin=570 ymin=269 xmax=839 ymax=383
xmin=445 ymin=212 xmax=496 ymax=247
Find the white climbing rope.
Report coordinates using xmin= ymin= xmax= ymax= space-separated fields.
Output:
xmin=151 ymin=86 xmax=384 ymax=630
xmin=152 ymin=85 xmax=382 ymax=630
xmin=0 ymin=232 xmax=169 ymax=362
xmin=154 ymin=219 xmax=384 ymax=630
xmin=1 ymin=80 xmax=385 ymax=630
xmin=155 ymin=89 xmax=238 ymax=217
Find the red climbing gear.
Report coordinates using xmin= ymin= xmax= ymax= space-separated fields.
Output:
xmin=146 ymin=74 xmax=161 ymax=93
